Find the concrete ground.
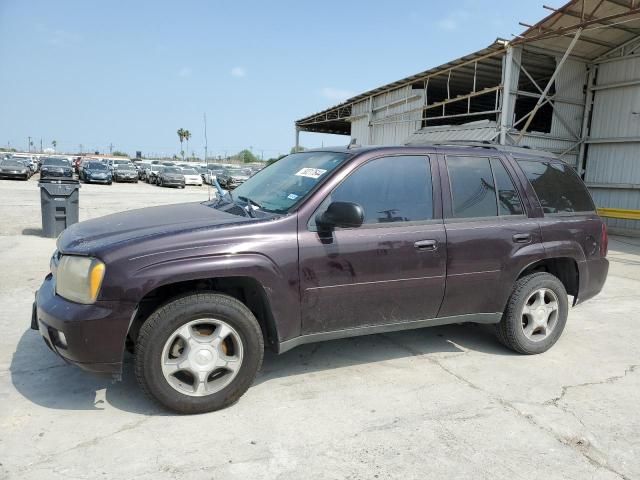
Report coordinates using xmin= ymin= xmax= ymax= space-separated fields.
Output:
xmin=0 ymin=176 xmax=638 ymax=480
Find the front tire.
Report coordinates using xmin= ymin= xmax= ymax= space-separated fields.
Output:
xmin=135 ymin=293 xmax=264 ymax=414
xmin=495 ymin=272 xmax=568 ymax=355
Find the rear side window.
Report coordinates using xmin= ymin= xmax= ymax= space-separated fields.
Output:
xmin=491 ymin=158 xmax=524 ymax=216
xmin=314 ymin=155 xmax=433 ymax=226
xmin=518 ymin=161 xmax=594 ymax=213
xmin=446 ymin=156 xmax=524 ymax=218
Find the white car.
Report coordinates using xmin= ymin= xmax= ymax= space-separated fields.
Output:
xmin=181 ymin=167 xmax=203 ymax=186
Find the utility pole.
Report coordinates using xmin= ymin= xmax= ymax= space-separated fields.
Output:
xmin=79 ymin=144 xmax=83 ymax=154
xmin=40 ymin=138 xmax=43 ymax=152
xmin=109 ymin=143 xmax=113 ymax=154
xmin=28 ymin=136 xmax=31 ymax=152
xmin=203 ymin=113 xmax=208 ymax=164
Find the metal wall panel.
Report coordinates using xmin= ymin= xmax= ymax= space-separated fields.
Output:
xmin=591 ymin=188 xmax=640 ymax=231
xmin=349 ymin=85 xmax=424 ymax=146
xmin=587 ymin=54 xmax=640 ymax=232
xmin=549 ymin=58 xmax=586 ymax=140
xmin=585 ymin=143 xmax=640 ymax=184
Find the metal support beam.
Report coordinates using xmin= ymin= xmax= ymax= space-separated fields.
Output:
xmin=516 ymin=28 xmax=583 ymax=144
xmin=295 ymin=127 xmax=300 ymax=151
xmin=542 ymin=3 xmax=640 ymax=36
xmin=514 ymin=60 xmax=582 ymax=139
xmin=499 ymin=46 xmax=514 ymax=145
xmin=578 ymin=66 xmax=595 ymax=174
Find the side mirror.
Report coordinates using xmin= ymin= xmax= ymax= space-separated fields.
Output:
xmin=316 ymin=201 xmax=364 ymax=230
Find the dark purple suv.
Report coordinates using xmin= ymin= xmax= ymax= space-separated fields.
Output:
xmin=32 ymin=144 xmax=609 ymax=413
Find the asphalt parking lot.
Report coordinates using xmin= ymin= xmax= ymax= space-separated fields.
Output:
xmin=0 ymin=176 xmax=639 ymax=479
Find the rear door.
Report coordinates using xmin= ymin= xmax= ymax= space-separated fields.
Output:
xmin=298 ymin=154 xmax=446 ymax=334
xmin=437 ymin=151 xmax=545 ymax=318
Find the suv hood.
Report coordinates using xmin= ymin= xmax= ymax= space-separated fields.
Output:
xmin=57 ymin=202 xmax=255 ymax=256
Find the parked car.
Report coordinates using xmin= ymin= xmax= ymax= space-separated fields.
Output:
xmin=204 ymin=166 xmax=225 ymax=185
xmin=145 ymin=165 xmax=162 ymax=184
xmin=217 ymin=167 xmax=251 ymax=189
xmin=32 ymin=144 xmax=609 ymax=414
xmin=40 ymin=157 xmax=73 ymax=180
xmin=0 ymin=158 xmax=30 ymax=180
xmin=14 ymin=155 xmax=38 ymax=174
xmin=156 ymin=166 xmax=185 ymax=188
xmin=113 ymin=163 xmax=138 ymax=183
xmin=180 ymin=167 xmax=203 ymax=186
xmin=82 ymin=161 xmax=112 ymax=184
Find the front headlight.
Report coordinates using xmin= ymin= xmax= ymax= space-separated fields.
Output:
xmin=55 ymin=256 xmax=105 ymax=304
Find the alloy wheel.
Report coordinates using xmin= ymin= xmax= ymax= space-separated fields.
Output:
xmin=161 ymin=319 xmax=244 ymax=397
xmin=521 ymin=288 xmax=559 ymax=342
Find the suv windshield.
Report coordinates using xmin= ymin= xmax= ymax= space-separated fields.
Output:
xmin=43 ymin=158 xmax=70 ymax=167
xmin=228 ymin=151 xmax=350 ymax=213
xmin=164 ymin=167 xmax=181 ymax=174
xmin=182 ymin=168 xmax=198 ymax=175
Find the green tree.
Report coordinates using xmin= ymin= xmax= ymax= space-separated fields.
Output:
xmin=51 ymin=140 xmax=57 ymax=151
xmin=237 ymin=149 xmax=259 ymax=163
xmin=112 ymin=151 xmax=128 ymax=157
xmin=290 ymin=145 xmax=305 ymax=154
xmin=177 ymin=128 xmax=186 ymax=160
xmin=184 ymin=130 xmax=192 ymax=158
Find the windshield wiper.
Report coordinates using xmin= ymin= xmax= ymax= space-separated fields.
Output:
xmin=238 ymin=196 xmax=262 ymax=218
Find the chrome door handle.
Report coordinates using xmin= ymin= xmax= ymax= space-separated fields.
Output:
xmin=414 ymin=239 xmax=438 ymax=251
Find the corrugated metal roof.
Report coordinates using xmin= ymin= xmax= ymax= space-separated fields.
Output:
xmin=515 ymin=0 xmax=640 ymax=61
xmin=295 ymin=43 xmax=504 ymax=133
xmin=404 ymin=120 xmax=499 ymax=145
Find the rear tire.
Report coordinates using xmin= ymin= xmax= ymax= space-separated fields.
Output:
xmin=495 ymin=272 xmax=568 ymax=355
xmin=135 ymin=293 xmax=264 ymax=414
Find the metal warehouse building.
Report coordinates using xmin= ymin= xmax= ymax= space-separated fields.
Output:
xmin=295 ymin=0 xmax=640 ymax=234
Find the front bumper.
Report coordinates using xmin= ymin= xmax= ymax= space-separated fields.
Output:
xmin=161 ymin=178 xmax=185 ymax=187
xmin=86 ymin=177 xmax=111 ymax=183
xmin=32 ymin=274 xmax=135 ymax=375
xmin=0 ymin=172 xmax=29 ymax=179
xmin=116 ymin=175 xmax=137 ymax=182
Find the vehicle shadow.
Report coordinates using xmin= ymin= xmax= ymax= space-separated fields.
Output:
xmin=10 ymin=322 xmax=512 ymax=414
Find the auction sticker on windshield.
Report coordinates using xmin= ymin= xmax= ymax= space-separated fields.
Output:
xmin=295 ymin=167 xmax=326 ymax=179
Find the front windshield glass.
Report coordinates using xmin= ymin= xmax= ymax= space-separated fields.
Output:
xmin=88 ymin=162 xmax=107 ymax=170
xmin=164 ymin=167 xmax=181 ymax=174
xmin=229 ymin=151 xmax=350 ymax=213
xmin=2 ymin=160 xmax=24 ymax=167
xmin=43 ymin=158 xmax=70 ymax=167
xmin=182 ymin=168 xmax=198 ymax=175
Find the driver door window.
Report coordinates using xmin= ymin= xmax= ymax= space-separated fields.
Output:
xmin=311 ymin=155 xmax=433 ymax=228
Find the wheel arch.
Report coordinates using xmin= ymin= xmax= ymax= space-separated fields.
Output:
xmin=516 ymin=257 xmax=579 ymax=303
xmin=126 ymin=275 xmax=279 ymax=356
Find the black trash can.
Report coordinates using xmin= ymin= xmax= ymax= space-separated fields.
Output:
xmin=38 ymin=179 xmax=80 ymax=238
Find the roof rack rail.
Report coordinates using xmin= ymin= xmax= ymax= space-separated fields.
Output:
xmin=406 ymin=140 xmax=558 ymax=159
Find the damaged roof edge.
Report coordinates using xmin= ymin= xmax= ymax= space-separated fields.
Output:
xmin=295 ymin=42 xmax=505 ymax=127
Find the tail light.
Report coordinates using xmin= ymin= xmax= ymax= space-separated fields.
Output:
xmin=600 ymin=222 xmax=608 ymax=257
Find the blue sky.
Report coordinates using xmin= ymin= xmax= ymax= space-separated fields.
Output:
xmin=0 ymin=0 xmax=544 ymax=159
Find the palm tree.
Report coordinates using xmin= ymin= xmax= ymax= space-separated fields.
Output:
xmin=184 ymin=130 xmax=192 ymax=160
xmin=51 ymin=140 xmax=57 ymax=151
xmin=177 ymin=128 xmax=186 ymax=160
